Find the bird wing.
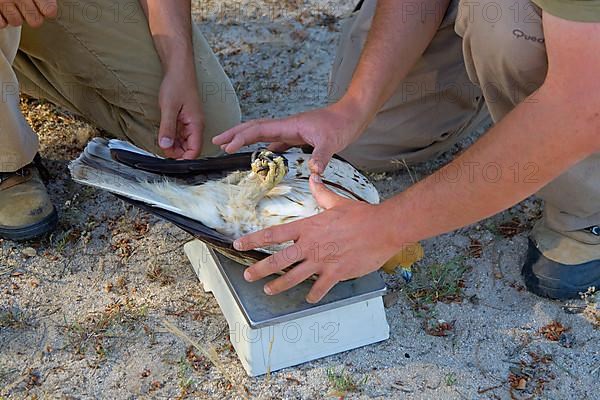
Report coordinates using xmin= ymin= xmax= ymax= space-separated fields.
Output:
xmin=70 ymin=138 xmax=381 ymax=264
xmin=282 ymin=152 xmax=380 ymax=204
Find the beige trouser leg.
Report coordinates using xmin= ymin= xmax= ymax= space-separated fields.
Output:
xmin=330 ymin=0 xmax=489 ymax=172
xmin=8 ymin=0 xmax=240 ymax=169
xmin=0 ymin=27 xmax=38 ymax=172
xmin=455 ymin=0 xmax=600 ymax=233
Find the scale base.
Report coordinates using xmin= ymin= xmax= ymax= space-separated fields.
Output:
xmin=184 ymin=240 xmax=389 ymax=376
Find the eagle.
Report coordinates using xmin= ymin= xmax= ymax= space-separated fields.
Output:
xmin=69 ymin=138 xmax=422 ymax=277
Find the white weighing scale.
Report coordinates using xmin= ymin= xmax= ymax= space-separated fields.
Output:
xmin=184 ymin=240 xmax=390 ymax=376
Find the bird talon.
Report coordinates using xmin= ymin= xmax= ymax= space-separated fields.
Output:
xmin=251 ymin=149 xmax=288 ymax=189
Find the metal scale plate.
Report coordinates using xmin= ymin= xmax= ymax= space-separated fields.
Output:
xmin=210 ymin=248 xmax=387 ymax=329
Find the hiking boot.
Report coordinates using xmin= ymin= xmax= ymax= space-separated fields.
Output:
xmin=522 ymin=220 xmax=600 ymax=300
xmin=0 ymin=155 xmax=57 ymax=241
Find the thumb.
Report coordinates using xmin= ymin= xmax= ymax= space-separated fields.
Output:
xmin=309 ymin=174 xmax=343 ymax=209
xmin=158 ymin=105 xmax=178 ymax=151
xmin=308 ymin=147 xmax=333 ymax=175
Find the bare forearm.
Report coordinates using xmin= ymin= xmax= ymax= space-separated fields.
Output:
xmin=139 ymin=0 xmax=194 ymax=73
xmin=383 ymin=85 xmax=600 ymax=246
xmin=343 ymin=0 xmax=450 ymax=119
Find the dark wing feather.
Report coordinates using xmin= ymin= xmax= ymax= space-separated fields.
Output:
xmin=110 ymin=150 xmax=254 ymax=177
xmin=116 ymin=196 xmax=268 ymax=265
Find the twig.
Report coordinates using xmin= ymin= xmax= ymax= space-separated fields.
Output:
xmin=161 ymin=319 xmax=249 ymax=399
xmin=401 ymin=159 xmax=417 ymax=184
xmin=477 ymin=383 xmax=503 ymax=394
xmin=454 ymin=388 xmax=468 ymax=399
xmin=265 ymin=334 xmax=275 ymax=382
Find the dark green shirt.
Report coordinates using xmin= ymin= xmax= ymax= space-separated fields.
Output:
xmin=533 ymin=0 xmax=600 ymax=22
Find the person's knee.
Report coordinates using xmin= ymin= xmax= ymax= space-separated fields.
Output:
xmin=455 ymin=0 xmax=547 ymax=116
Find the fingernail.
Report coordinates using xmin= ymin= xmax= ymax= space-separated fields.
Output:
xmin=233 ymin=240 xmax=243 ymax=250
xmin=264 ymin=285 xmax=273 ymax=295
xmin=311 ymin=174 xmax=322 ymax=183
xmin=244 ymin=269 xmax=252 ymax=282
xmin=306 ymin=296 xmax=317 ymax=304
xmin=159 ymin=137 xmax=173 ymax=149
xmin=310 ymin=160 xmax=323 ymax=174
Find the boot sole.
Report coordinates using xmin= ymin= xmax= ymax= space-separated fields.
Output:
xmin=0 ymin=207 xmax=58 ymax=241
xmin=522 ymin=239 xmax=600 ymax=300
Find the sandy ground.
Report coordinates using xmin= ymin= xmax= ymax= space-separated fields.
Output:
xmin=1 ymin=1 xmax=599 ymax=399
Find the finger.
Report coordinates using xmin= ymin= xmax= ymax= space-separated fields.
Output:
xmin=176 ymin=117 xmax=204 ymax=160
xmin=175 ymin=120 xmax=186 ymax=156
xmin=308 ymin=147 xmax=334 ymax=175
xmin=234 ymin=223 xmax=299 ymax=251
xmin=0 ymin=13 xmax=7 ymax=29
xmin=309 ymin=174 xmax=345 ymax=210
xmin=181 ymin=127 xmax=203 ymax=159
xmin=306 ymin=274 xmax=338 ymax=303
xmin=17 ymin=0 xmax=43 ymax=27
xmin=222 ymin=119 xmax=300 ymax=153
xmin=244 ymin=243 xmax=304 ymax=283
xmin=164 ymin=120 xmax=185 ymax=159
xmin=158 ymin=104 xmax=180 ymax=156
xmin=212 ymin=120 xmax=258 ymax=146
xmin=2 ymin=3 xmax=23 ymax=26
xmin=34 ymin=0 xmax=57 ymax=18
xmin=264 ymin=261 xmax=317 ymax=295
xmin=267 ymin=142 xmax=292 ymax=152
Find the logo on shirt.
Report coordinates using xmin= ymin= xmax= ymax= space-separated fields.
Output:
xmin=513 ymin=29 xmax=545 ymax=44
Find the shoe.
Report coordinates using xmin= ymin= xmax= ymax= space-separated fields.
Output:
xmin=0 ymin=155 xmax=57 ymax=241
xmin=522 ymin=220 xmax=600 ymax=300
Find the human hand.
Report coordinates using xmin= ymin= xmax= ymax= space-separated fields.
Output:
xmin=157 ymin=70 xmax=204 ymax=159
xmin=233 ymin=174 xmax=402 ymax=303
xmin=0 ymin=0 xmax=57 ymax=28
xmin=212 ymin=99 xmax=371 ymax=174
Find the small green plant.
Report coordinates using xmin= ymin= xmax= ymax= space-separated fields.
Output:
xmin=326 ymin=368 xmax=367 ymax=397
xmin=445 ymin=372 xmax=457 ymax=386
xmin=51 ymin=228 xmax=79 ymax=254
xmin=402 ymin=257 xmax=468 ymax=335
xmin=405 ymin=257 xmax=469 ymax=306
xmin=177 ymin=356 xmax=194 ymax=398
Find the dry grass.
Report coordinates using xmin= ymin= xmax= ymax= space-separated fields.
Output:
xmin=146 ymin=263 xmax=175 ymax=286
xmin=581 ymin=287 xmax=600 ymax=328
xmin=161 ymin=320 xmax=250 ymax=399
xmin=60 ymin=298 xmax=148 ymax=361
xmin=0 ymin=305 xmax=29 ymax=329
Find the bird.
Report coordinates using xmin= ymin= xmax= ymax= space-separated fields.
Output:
xmin=69 ymin=138 xmax=422 ymax=277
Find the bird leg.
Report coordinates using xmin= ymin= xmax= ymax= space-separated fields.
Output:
xmin=214 ymin=150 xmax=288 ymax=226
xmin=250 ymin=150 xmax=288 ymax=191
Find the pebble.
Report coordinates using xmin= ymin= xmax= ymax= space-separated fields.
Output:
xmin=22 ymin=247 xmax=37 ymax=258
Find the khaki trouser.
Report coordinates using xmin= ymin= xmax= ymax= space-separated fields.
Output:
xmin=332 ymin=0 xmax=600 ymax=233
xmin=0 ymin=0 xmax=240 ymax=173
